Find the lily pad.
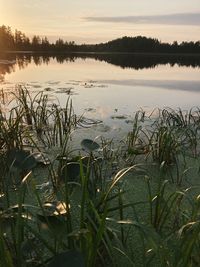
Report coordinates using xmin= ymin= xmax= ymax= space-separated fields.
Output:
xmin=47 ymin=250 xmax=85 ymax=267
xmin=7 ymin=149 xmax=37 ymax=171
xmin=111 ymin=115 xmax=127 ymax=120
xmin=60 ymin=162 xmax=82 ymax=182
xmin=81 ymin=139 xmax=100 ymax=152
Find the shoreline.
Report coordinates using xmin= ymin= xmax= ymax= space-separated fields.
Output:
xmin=1 ymin=50 xmax=200 ymax=57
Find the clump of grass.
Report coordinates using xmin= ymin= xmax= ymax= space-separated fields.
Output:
xmin=148 ymin=125 xmax=180 ymax=167
xmin=126 ymin=110 xmax=146 ymax=154
xmin=0 ymin=106 xmax=24 ymax=151
xmin=11 ymin=86 xmax=77 ymax=148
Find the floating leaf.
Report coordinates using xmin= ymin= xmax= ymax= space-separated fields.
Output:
xmin=7 ymin=149 xmax=37 ymax=171
xmin=81 ymin=139 xmax=100 ymax=152
xmin=47 ymin=250 xmax=85 ymax=267
xmin=61 ymin=162 xmax=82 ymax=182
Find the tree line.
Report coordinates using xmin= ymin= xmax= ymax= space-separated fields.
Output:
xmin=0 ymin=25 xmax=75 ymax=52
xmin=0 ymin=25 xmax=200 ymax=54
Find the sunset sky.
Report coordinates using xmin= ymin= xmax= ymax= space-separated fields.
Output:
xmin=0 ymin=0 xmax=199 ymax=44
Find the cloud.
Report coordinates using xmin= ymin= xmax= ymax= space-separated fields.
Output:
xmin=85 ymin=13 xmax=200 ymax=26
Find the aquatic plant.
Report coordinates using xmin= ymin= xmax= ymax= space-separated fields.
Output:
xmin=1 ymin=89 xmax=200 ymax=266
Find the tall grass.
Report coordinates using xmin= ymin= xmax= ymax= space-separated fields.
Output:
xmin=11 ymin=86 xmax=77 ymax=148
xmin=1 ymin=88 xmax=200 ymax=266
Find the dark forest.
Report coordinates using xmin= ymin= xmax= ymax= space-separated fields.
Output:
xmin=0 ymin=25 xmax=200 ymax=54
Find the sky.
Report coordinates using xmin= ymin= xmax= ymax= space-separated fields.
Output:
xmin=0 ymin=0 xmax=199 ymax=44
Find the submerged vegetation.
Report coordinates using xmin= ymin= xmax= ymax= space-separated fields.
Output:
xmin=0 ymin=87 xmax=200 ymax=266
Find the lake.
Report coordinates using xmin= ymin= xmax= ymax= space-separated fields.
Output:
xmin=0 ymin=53 xmax=200 ymax=140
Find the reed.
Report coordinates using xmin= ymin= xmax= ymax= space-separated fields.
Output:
xmin=1 ymin=88 xmax=200 ymax=266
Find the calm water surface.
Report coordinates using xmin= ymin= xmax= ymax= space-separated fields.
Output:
xmin=0 ymin=54 xmax=200 ymax=139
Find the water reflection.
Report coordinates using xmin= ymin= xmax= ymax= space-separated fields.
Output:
xmin=100 ymin=79 xmax=200 ymax=93
xmin=0 ymin=52 xmax=200 ymax=82
xmin=0 ymin=53 xmax=200 ymax=142
xmin=0 ymin=62 xmax=15 ymax=82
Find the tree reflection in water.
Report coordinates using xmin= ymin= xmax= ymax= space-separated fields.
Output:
xmin=0 ymin=52 xmax=200 ymax=82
